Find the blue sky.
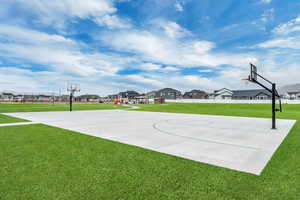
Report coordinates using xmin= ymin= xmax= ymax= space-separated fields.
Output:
xmin=0 ymin=0 xmax=300 ymax=95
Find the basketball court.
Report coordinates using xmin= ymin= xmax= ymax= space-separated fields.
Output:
xmin=4 ymin=110 xmax=295 ymax=175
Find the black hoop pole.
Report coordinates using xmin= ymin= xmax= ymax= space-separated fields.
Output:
xmin=70 ymin=92 xmax=73 ymax=112
xmin=272 ymin=83 xmax=276 ymax=129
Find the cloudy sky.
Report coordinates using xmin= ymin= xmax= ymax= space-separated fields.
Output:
xmin=0 ymin=0 xmax=300 ymax=95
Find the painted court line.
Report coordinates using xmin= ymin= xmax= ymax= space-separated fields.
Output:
xmin=0 ymin=122 xmax=39 ymax=127
xmin=152 ymin=119 xmax=261 ymax=151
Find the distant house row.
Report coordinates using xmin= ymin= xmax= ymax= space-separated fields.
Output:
xmin=107 ymin=88 xmax=300 ymax=100
xmin=1 ymin=88 xmax=300 ymax=103
xmin=0 ymin=92 xmax=102 ymax=102
xmin=212 ymin=88 xmax=300 ymax=100
xmin=146 ymin=88 xmax=273 ymax=100
xmin=0 ymin=92 xmax=56 ymax=102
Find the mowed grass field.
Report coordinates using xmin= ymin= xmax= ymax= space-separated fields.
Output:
xmin=0 ymin=103 xmax=300 ymax=199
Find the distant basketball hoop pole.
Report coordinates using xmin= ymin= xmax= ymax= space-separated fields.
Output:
xmin=242 ymin=63 xmax=282 ymax=129
xmin=67 ymin=83 xmax=80 ymax=112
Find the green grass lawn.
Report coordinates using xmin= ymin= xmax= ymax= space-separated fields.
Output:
xmin=0 ymin=114 xmax=28 ymax=124
xmin=136 ymin=103 xmax=300 ymax=120
xmin=0 ymin=103 xmax=300 ymax=199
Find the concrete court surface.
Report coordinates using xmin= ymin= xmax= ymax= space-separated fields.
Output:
xmin=4 ymin=110 xmax=296 ymax=175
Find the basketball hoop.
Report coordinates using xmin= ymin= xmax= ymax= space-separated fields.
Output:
xmin=67 ymin=83 xmax=80 ymax=112
xmin=67 ymin=83 xmax=80 ymax=93
xmin=245 ymin=63 xmax=282 ymax=129
xmin=241 ymin=76 xmax=250 ymax=85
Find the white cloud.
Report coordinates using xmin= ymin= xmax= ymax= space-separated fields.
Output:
xmin=257 ymin=37 xmax=300 ymax=49
xmin=0 ymin=67 xmax=39 ymax=91
xmin=259 ymin=0 xmax=272 ymax=4
xmin=272 ymin=15 xmax=300 ymax=35
xmin=4 ymin=0 xmax=129 ymax=29
xmin=149 ymin=19 xmax=191 ymax=39
xmin=0 ymin=24 xmax=125 ymax=77
xmin=99 ymin=27 xmax=255 ymax=68
xmin=162 ymin=21 xmax=191 ymax=38
xmin=161 ymin=66 xmax=179 ymax=72
xmin=165 ymin=75 xmax=223 ymax=91
xmin=139 ymin=63 xmax=161 ymax=71
xmin=136 ymin=63 xmax=179 ymax=73
xmin=174 ymin=1 xmax=184 ymax=12
xmin=94 ymin=14 xmax=131 ymax=29
xmin=222 ymin=24 xmax=240 ymax=31
xmin=251 ymin=8 xmax=274 ymax=31
xmin=0 ymin=67 xmax=133 ymax=95
xmin=198 ymin=69 xmax=213 ymax=73
xmin=124 ymin=74 xmax=163 ymax=88
xmin=0 ymin=24 xmax=75 ymax=45
xmin=261 ymin=8 xmax=274 ymax=23
xmin=0 ymin=25 xmax=174 ymax=94
xmin=257 ymin=15 xmax=300 ymax=49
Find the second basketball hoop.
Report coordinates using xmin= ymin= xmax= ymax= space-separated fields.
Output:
xmin=67 ymin=83 xmax=81 ymax=112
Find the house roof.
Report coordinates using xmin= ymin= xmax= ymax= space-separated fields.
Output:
xmin=119 ymin=91 xmax=140 ymax=95
xmin=211 ymin=90 xmax=233 ymax=97
xmin=2 ymin=92 xmax=14 ymax=96
xmin=232 ymin=89 xmax=271 ymax=97
xmin=214 ymin=88 xmax=232 ymax=93
xmin=287 ymin=91 xmax=300 ymax=94
xmin=189 ymin=89 xmax=207 ymax=93
xmin=183 ymin=90 xmax=207 ymax=96
xmin=157 ymin=88 xmax=181 ymax=93
xmin=38 ymin=95 xmax=52 ymax=97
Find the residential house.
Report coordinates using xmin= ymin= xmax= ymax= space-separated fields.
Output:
xmin=145 ymin=91 xmax=157 ymax=99
xmin=156 ymin=88 xmax=181 ymax=99
xmin=232 ymin=89 xmax=272 ymax=100
xmin=131 ymin=95 xmax=150 ymax=104
xmin=286 ymin=91 xmax=300 ymax=100
xmin=14 ymin=94 xmax=24 ymax=102
xmin=183 ymin=90 xmax=208 ymax=99
xmin=37 ymin=95 xmax=53 ymax=102
xmin=24 ymin=95 xmax=37 ymax=102
xmin=76 ymin=94 xmax=100 ymax=102
xmin=19 ymin=94 xmax=52 ymax=102
xmin=210 ymin=88 xmax=233 ymax=100
xmin=0 ymin=92 xmax=15 ymax=101
xmin=118 ymin=91 xmax=140 ymax=99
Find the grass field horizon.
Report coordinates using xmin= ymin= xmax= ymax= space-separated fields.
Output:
xmin=0 ymin=103 xmax=299 ymax=199
xmin=1 ymin=102 xmax=299 ymax=123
